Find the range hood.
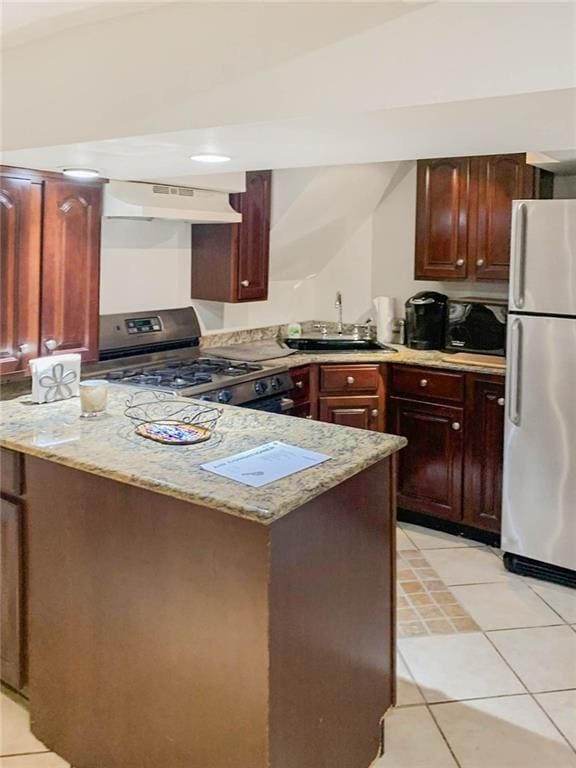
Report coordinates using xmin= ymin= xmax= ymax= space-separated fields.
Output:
xmin=104 ymin=180 xmax=242 ymax=223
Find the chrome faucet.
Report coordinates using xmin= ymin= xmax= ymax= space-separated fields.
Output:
xmin=335 ymin=291 xmax=343 ymax=335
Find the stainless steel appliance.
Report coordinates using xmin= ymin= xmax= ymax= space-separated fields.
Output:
xmin=404 ymin=291 xmax=448 ymax=350
xmin=502 ymin=200 xmax=576 ymax=586
xmin=99 ymin=307 xmax=293 ymax=412
xmin=444 ymin=297 xmax=508 ymax=356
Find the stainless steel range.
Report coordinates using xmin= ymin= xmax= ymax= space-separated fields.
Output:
xmin=99 ymin=307 xmax=293 ymax=412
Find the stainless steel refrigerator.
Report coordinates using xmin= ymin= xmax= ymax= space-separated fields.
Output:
xmin=502 ymin=199 xmax=576 ymax=585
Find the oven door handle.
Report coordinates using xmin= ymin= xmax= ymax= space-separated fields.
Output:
xmin=281 ymin=397 xmax=295 ymax=413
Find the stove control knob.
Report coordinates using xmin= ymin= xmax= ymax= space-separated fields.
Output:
xmin=270 ymin=376 xmax=282 ymax=390
xmin=218 ymin=390 xmax=233 ymax=404
xmin=254 ymin=380 xmax=268 ymax=395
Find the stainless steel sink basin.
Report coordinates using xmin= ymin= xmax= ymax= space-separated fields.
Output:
xmin=284 ymin=335 xmax=397 ymax=352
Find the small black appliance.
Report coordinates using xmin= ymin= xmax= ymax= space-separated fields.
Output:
xmin=444 ymin=297 xmax=508 ymax=356
xmin=404 ymin=291 xmax=448 ymax=350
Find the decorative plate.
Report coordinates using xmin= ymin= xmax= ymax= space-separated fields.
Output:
xmin=135 ymin=420 xmax=212 ymax=445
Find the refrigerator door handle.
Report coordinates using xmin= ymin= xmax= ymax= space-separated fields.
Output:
xmin=508 ymin=318 xmax=523 ymax=426
xmin=512 ymin=202 xmax=527 ymax=309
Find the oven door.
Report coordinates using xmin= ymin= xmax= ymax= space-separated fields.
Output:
xmin=237 ymin=395 xmax=294 ymax=414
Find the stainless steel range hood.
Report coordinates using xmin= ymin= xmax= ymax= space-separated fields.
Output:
xmin=104 ymin=180 xmax=242 ymax=223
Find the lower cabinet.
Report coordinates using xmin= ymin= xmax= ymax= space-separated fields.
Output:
xmin=389 ymin=365 xmax=505 ymax=535
xmin=389 ymin=397 xmax=464 ymax=521
xmin=463 ymin=375 xmax=505 ymax=532
xmin=319 ymin=395 xmax=383 ymax=431
xmin=1 ymin=495 xmax=25 ymax=690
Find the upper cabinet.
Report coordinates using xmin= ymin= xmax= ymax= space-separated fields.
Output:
xmin=0 ymin=168 xmax=104 ymax=373
xmin=415 ymin=153 xmax=553 ymax=282
xmin=191 ymin=170 xmax=271 ymax=302
xmin=41 ymin=180 xmax=102 ymax=359
xmin=0 ymin=177 xmax=42 ymax=375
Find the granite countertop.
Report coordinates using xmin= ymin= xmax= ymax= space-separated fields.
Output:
xmin=0 ymin=386 xmax=406 ymax=525
xmin=261 ymin=344 xmax=507 ymax=376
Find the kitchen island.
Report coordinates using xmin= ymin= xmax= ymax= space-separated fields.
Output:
xmin=0 ymin=387 xmax=406 ymax=768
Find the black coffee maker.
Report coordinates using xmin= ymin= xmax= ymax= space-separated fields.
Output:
xmin=405 ymin=291 xmax=448 ymax=350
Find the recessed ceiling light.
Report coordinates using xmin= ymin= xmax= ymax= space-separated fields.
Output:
xmin=62 ymin=168 xmax=100 ymax=179
xmin=189 ymin=154 xmax=231 ymax=163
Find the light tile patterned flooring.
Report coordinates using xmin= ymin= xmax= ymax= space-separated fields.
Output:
xmin=1 ymin=522 xmax=575 ymax=767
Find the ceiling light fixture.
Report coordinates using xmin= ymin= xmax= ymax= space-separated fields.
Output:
xmin=189 ymin=154 xmax=231 ymax=163
xmin=62 ymin=168 xmax=101 ymax=179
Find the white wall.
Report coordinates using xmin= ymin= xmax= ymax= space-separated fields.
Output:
xmin=100 ymin=161 xmax=509 ymax=331
xmin=554 ymin=174 xmax=576 ymax=198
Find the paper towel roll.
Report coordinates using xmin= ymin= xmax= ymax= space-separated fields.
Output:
xmin=373 ymin=296 xmax=396 ymax=343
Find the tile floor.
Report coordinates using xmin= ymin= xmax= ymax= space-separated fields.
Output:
xmin=1 ymin=522 xmax=575 ymax=768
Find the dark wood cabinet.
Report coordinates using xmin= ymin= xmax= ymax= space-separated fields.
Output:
xmin=0 ymin=167 xmax=104 ymax=372
xmin=463 ymin=375 xmax=505 ymax=532
xmin=415 ymin=156 xmax=470 ymax=280
xmin=0 ymin=177 xmax=42 ymax=374
xmin=415 ymin=153 xmax=552 ymax=282
xmin=389 ymin=364 xmax=505 ymax=537
xmin=319 ymin=395 xmax=383 ymax=431
xmin=390 ymin=396 xmax=464 ymax=521
xmin=191 ymin=170 xmax=271 ymax=302
xmin=41 ymin=180 xmax=102 ymax=361
xmin=1 ymin=497 xmax=24 ymax=690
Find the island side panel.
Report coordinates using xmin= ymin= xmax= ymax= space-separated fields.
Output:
xmin=269 ymin=458 xmax=395 ymax=768
xmin=25 ymin=456 xmax=270 ymax=768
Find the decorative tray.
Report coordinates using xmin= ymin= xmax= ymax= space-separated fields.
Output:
xmin=124 ymin=390 xmax=222 ymax=445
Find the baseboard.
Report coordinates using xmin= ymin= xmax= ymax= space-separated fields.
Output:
xmin=397 ymin=508 xmax=500 ymax=547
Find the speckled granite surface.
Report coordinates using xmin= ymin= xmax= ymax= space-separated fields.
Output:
xmin=262 ymin=345 xmax=506 ymax=376
xmin=0 ymin=386 xmax=406 ymax=525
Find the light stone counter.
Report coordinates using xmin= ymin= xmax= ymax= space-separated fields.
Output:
xmin=258 ymin=344 xmax=506 ymax=376
xmin=0 ymin=385 xmax=406 ymax=525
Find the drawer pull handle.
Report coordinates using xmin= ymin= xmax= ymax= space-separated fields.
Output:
xmin=451 ymin=421 xmax=461 ymax=431
xmin=456 ymin=258 xmax=465 ymax=267
xmin=419 ymin=378 xmax=428 ymax=388
xmin=498 ymin=397 xmax=505 ymax=407
xmin=346 ymin=376 xmax=355 ymax=385
xmin=240 ymin=279 xmax=250 ymax=287
xmin=295 ymin=381 xmax=304 ymax=389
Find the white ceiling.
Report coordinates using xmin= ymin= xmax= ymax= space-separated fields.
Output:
xmin=1 ymin=1 xmax=575 ymax=180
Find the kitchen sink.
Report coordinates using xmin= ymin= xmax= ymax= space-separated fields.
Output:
xmin=284 ymin=335 xmax=397 ymax=352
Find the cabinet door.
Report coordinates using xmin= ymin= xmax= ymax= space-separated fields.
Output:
xmin=469 ymin=154 xmax=532 ymax=281
xmin=390 ymin=396 xmax=464 ymax=521
xmin=1 ymin=497 xmax=24 ymax=690
xmin=233 ymin=170 xmax=271 ymax=302
xmin=463 ymin=376 xmax=505 ymax=532
xmin=415 ymin=158 xmax=470 ymax=280
xmin=319 ymin=396 xmax=382 ymax=431
xmin=0 ymin=177 xmax=42 ymax=374
xmin=41 ymin=180 xmax=102 ymax=361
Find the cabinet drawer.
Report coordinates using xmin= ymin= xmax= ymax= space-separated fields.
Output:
xmin=0 ymin=449 xmax=23 ymax=497
xmin=390 ymin=365 xmax=464 ymax=403
xmin=319 ymin=396 xmax=382 ymax=431
xmin=290 ymin=366 xmax=311 ymax=402
xmin=320 ymin=365 xmax=380 ymax=394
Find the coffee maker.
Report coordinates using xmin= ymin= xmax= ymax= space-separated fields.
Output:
xmin=404 ymin=291 xmax=448 ymax=350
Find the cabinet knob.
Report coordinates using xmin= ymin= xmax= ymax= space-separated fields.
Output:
xmin=476 ymin=258 xmax=485 ymax=267
xmin=17 ymin=343 xmax=31 ymax=357
xmin=419 ymin=378 xmax=428 ymax=388
xmin=295 ymin=380 xmax=304 ymax=389
xmin=371 ymin=409 xmax=379 ymax=419
xmin=451 ymin=421 xmax=461 ymax=431
xmin=498 ymin=397 xmax=505 ymax=406
xmin=456 ymin=258 xmax=465 ymax=267
xmin=305 ymin=414 xmax=313 ymax=420
xmin=240 ymin=279 xmax=250 ymax=287
xmin=346 ymin=376 xmax=355 ymax=385
xmin=44 ymin=339 xmax=58 ymax=351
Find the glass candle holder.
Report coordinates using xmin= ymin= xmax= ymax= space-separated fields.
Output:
xmin=79 ymin=380 xmax=109 ymax=418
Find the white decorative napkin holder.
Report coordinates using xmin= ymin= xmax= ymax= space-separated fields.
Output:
xmin=29 ymin=354 xmax=81 ymax=404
